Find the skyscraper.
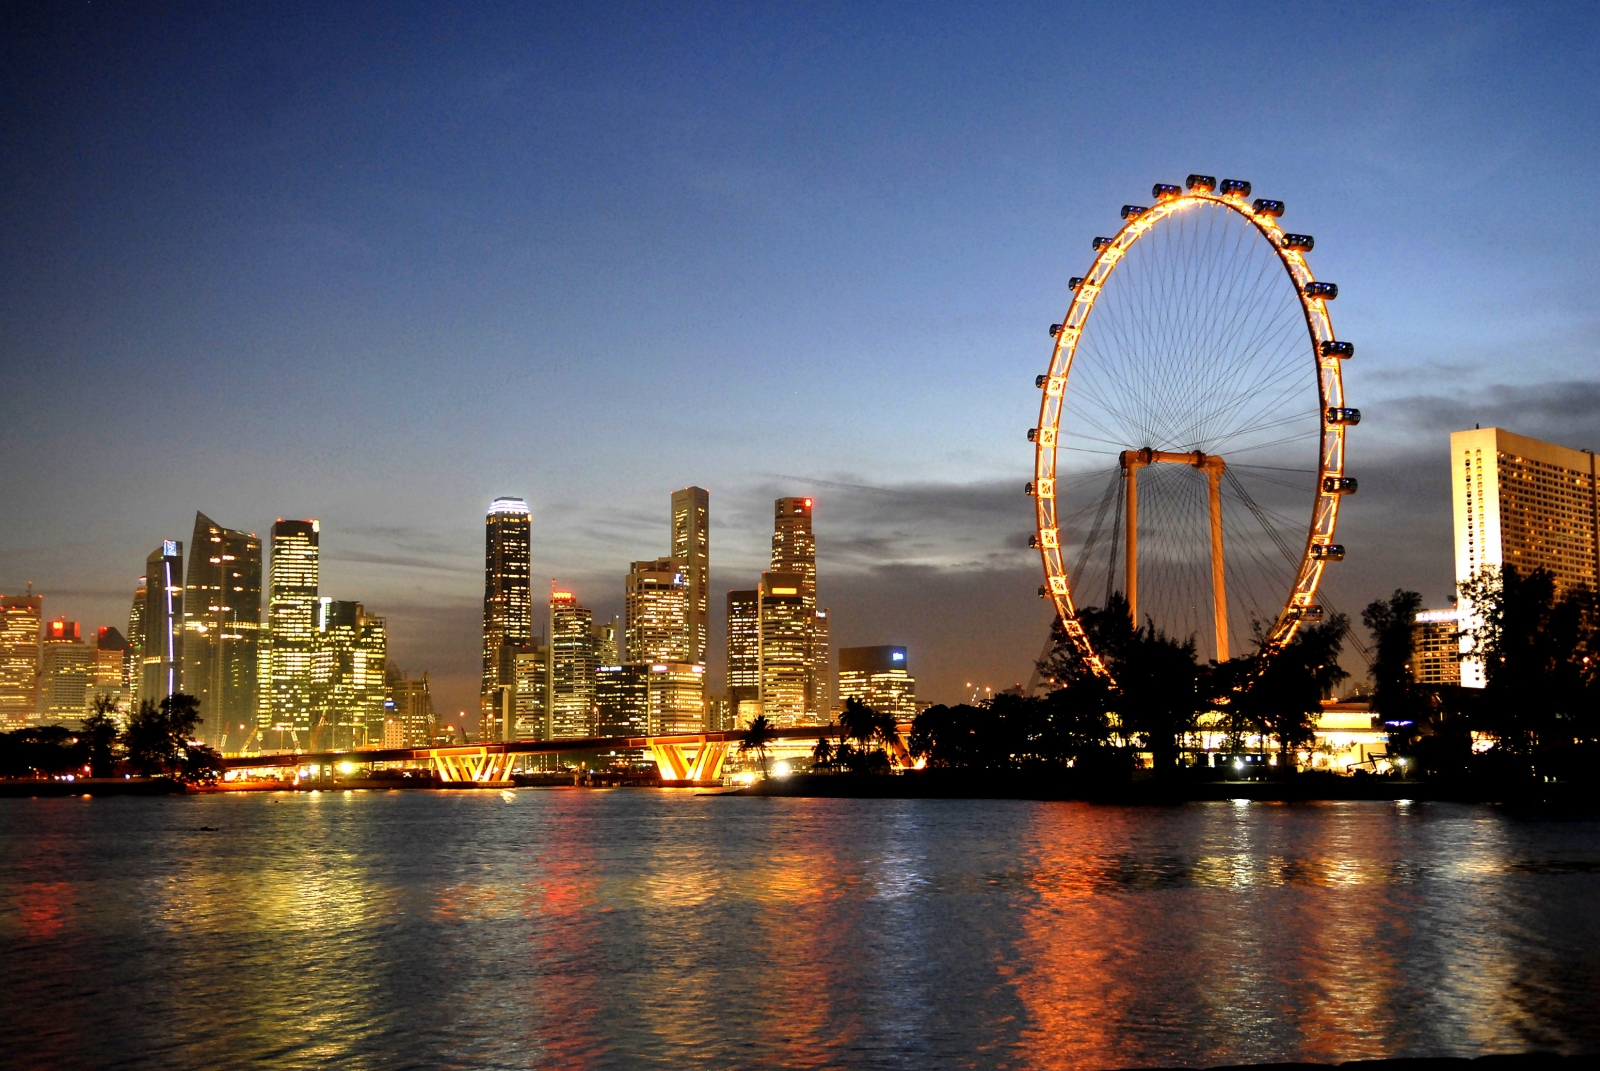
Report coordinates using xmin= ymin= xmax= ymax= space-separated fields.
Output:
xmin=549 ymin=588 xmax=596 ymax=739
xmin=509 ymin=642 xmax=551 ymax=740
xmin=1412 ymin=609 xmax=1462 ymax=687
xmin=625 ymin=557 xmax=691 ymax=663
xmin=483 ymin=498 xmax=533 ymax=723
xmin=310 ymin=599 xmax=387 ymax=750
xmin=140 ymin=541 xmax=184 ymax=707
xmin=387 ymin=671 xmax=437 ymax=747
xmin=757 ymin=571 xmax=810 ymax=726
xmin=648 ymin=662 xmax=706 ymax=735
xmin=838 ymin=645 xmax=917 ymax=721
xmin=671 ymin=487 xmax=710 ymax=666
xmin=593 ymin=617 xmax=620 ymax=667
xmin=38 ymin=619 xmax=92 ymax=724
xmin=726 ymin=588 xmax=759 ymax=724
xmin=93 ymin=626 xmax=133 ymax=720
xmin=768 ymin=497 xmax=831 ymax=722
xmin=182 ymin=512 xmax=263 ymax=751
xmin=126 ymin=576 xmax=146 ymax=708
xmin=0 ymin=589 xmax=42 ymax=727
xmin=1452 ymin=427 xmax=1599 ymax=686
xmin=596 ymin=663 xmax=650 ymax=737
xmin=266 ymin=520 xmax=319 ymax=743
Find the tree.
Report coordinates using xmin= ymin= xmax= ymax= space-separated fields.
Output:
xmin=80 ymin=695 xmax=121 ymax=777
xmin=810 ymin=733 xmax=835 ymax=771
xmin=738 ymin=714 xmax=773 ymax=778
xmin=1240 ymin=615 xmax=1349 ymax=771
xmin=1363 ymin=589 xmax=1426 ymax=749
xmin=1458 ymin=566 xmax=1600 ymax=776
xmin=1038 ymin=596 xmax=1202 ymax=774
xmin=124 ymin=694 xmax=204 ymax=777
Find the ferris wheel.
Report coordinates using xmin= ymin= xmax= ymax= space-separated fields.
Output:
xmin=1029 ymin=174 xmax=1355 ymax=679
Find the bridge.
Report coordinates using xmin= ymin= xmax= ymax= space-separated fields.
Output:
xmin=220 ymin=724 xmax=916 ymax=786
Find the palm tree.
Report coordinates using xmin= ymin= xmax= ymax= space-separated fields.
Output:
xmin=739 ymin=714 xmax=774 ymax=778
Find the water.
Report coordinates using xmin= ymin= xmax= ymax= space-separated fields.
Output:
xmin=2 ymin=792 xmax=1598 ymax=1070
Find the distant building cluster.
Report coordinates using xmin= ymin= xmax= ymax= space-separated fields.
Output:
xmin=0 ymin=513 xmax=439 ymax=754
xmin=477 ymin=488 xmax=916 ymax=755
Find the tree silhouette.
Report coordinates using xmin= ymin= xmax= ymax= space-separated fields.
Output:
xmin=739 ymin=713 xmax=773 ymax=778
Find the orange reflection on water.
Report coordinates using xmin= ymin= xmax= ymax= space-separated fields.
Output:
xmin=15 ymin=880 xmax=73 ymax=940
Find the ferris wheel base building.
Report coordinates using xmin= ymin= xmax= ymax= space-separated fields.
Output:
xmin=1452 ymin=426 xmax=1600 ymax=687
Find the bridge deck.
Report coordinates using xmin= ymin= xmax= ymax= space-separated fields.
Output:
xmin=219 ymin=725 xmax=839 ymax=770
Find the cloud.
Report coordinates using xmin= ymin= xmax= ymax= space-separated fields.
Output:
xmin=1368 ymin=379 xmax=1600 ymax=449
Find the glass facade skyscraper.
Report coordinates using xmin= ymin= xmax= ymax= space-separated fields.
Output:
xmin=670 ymin=487 xmax=710 ymax=666
xmin=0 ymin=590 xmax=43 ymax=727
xmin=726 ymin=588 xmax=759 ymax=724
xmin=265 ymin=520 xmax=318 ymax=743
xmin=141 ymin=540 xmax=185 ymax=707
xmin=310 ymin=598 xmax=387 ymax=750
xmin=757 ymin=570 xmax=809 ymax=726
xmin=549 ymin=589 xmax=596 ymax=739
xmin=768 ymin=498 xmax=830 ymax=722
xmin=182 ymin=512 xmax=263 ymax=751
xmin=625 ymin=557 xmax=690 ymax=663
xmin=483 ymin=498 xmax=533 ymax=723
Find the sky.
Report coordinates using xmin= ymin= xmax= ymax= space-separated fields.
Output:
xmin=3 ymin=1 xmax=1600 ymax=723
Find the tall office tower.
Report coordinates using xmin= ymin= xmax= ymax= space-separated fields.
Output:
xmin=509 ymin=643 xmax=552 ymax=740
xmin=670 ymin=487 xmax=710 ymax=665
xmin=93 ymin=627 xmax=133 ymax=720
xmin=38 ymin=619 xmax=92 ymax=724
xmin=387 ymin=671 xmax=437 ymax=747
xmin=482 ymin=498 xmax=533 ymax=723
xmin=596 ymin=663 xmax=650 ymax=737
xmin=593 ymin=617 xmax=620 ymax=667
xmin=705 ymin=694 xmax=735 ymax=732
xmin=1453 ymin=427 xmax=1599 ymax=686
xmin=757 ymin=571 xmax=810 ymax=726
xmin=1412 ymin=609 xmax=1462 ymax=687
xmin=126 ymin=576 xmax=146 ymax=707
xmin=838 ymin=645 xmax=917 ymax=721
xmin=771 ymin=497 xmax=817 ymax=597
xmin=625 ymin=558 xmax=691 ymax=663
xmin=0 ymin=590 xmax=43 ymax=727
xmin=140 ymin=540 xmax=185 ymax=707
xmin=726 ymin=589 xmax=760 ymax=724
xmin=549 ymin=589 xmax=596 ymax=739
xmin=266 ymin=520 xmax=319 ymax=742
xmin=648 ymin=662 xmax=706 ymax=735
xmin=769 ymin=497 xmax=829 ymax=721
xmin=812 ymin=607 xmax=832 ymax=718
xmin=309 ymin=599 xmax=387 ymax=750
xmin=182 ymin=513 xmax=263 ymax=751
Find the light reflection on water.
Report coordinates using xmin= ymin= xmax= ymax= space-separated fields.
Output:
xmin=2 ymin=794 xmax=1598 ymax=1069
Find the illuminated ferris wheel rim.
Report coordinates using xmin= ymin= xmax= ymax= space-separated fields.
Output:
xmin=1029 ymin=175 xmax=1353 ymax=682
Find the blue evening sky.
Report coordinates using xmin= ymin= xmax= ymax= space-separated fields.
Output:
xmin=3 ymin=2 xmax=1598 ymax=717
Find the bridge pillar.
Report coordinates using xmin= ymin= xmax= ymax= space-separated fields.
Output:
xmin=429 ymin=746 xmax=515 ymax=784
xmin=648 ymin=738 xmax=728 ymax=785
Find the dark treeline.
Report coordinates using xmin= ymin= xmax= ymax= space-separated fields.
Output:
xmin=1385 ymin=566 xmax=1600 ymax=782
xmin=0 ymin=693 xmax=223 ymax=783
xmin=884 ymin=567 xmax=1598 ymax=786
xmin=897 ymin=592 xmax=1348 ymax=779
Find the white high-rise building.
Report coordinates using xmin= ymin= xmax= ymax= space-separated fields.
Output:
xmin=1452 ymin=427 xmax=1599 ymax=686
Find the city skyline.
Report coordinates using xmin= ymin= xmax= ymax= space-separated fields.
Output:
xmin=5 ymin=5 xmax=1600 ymax=721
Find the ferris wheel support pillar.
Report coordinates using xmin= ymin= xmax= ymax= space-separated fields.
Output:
xmin=1120 ymin=450 xmax=1145 ymax=627
xmin=1203 ymin=457 xmax=1229 ymax=662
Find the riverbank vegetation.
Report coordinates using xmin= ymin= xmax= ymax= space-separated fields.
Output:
xmin=0 ymin=693 xmax=223 ymax=783
xmin=833 ymin=567 xmax=1598 ymax=791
